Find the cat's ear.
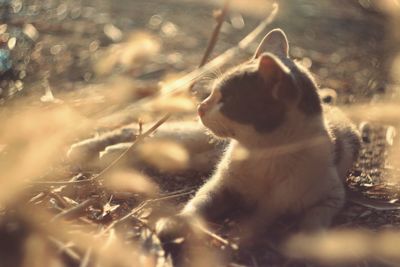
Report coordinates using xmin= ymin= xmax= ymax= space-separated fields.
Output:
xmin=253 ymin=28 xmax=289 ymax=59
xmin=258 ymin=53 xmax=295 ymax=99
xmin=258 ymin=53 xmax=290 ymax=83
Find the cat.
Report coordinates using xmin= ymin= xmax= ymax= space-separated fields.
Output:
xmin=67 ymin=28 xmax=362 ymax=264
xmin=155 ymin=28 xmax=361 ymax=261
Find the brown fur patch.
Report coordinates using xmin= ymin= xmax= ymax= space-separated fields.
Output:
xmin=217 ymin=66 xmax=287 ymax=133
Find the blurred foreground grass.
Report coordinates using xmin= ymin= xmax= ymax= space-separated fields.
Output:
xmin=1 ymin=0 xmax=400 ymax=267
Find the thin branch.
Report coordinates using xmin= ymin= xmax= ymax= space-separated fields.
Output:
xmin=48 ymin=236 xmax=81 ymax=263
xmin=92 ymin=113 xmax=171 ymax=180
xmin=349 ymin=190 xmax=400 ymax=210
xmin=52 ymin=198 xmax=97 ymax=222
xmin=189 ymin=0 xmax=230 ymax=92
xmin=79 ymin=247 xmax=92 ymax=267
xmin=199 ymin=0 xmax=230 ymax=68
xmin=194 ymin=223 xmax=238 ymax=250
xmin=31 ymin=179 xmax=95 ymax=186
xmin=47 ymin=191 xmax=69 ymax=209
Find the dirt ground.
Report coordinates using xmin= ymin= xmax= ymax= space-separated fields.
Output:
xmin=1 ymin=0 xmax=400 ymax=266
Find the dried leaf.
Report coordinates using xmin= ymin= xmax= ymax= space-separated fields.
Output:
xmin=102 ymin=202 xmax=120 ymax=217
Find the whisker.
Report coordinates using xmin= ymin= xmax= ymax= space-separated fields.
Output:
xmin=199 ymin=68 xmax=223 ymax=82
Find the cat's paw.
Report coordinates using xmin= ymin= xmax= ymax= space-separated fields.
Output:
xmin=156 ymin=215 xmax=191 ymax=244
xmin=67 ymin=139 xmax=102 ymax=165
xmin=155 ymin=214 xmax=193 ymax=265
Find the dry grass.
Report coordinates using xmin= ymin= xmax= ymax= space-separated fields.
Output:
xmin=1 ymin=1 xmax=400 ymax=267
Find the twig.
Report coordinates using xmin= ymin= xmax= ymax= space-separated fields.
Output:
xmin=189 ymin=0 xmax=230 ymax=92
xmin=48 ymin=236 xmax=81 ymax=263
xmin=32 ymin=179 xmax=95 ymax=186
xmin=348 ymin=190 xmax=400 ymax=211
xmin=31 ymin=172 xmax=93 ymax=187
xmin=48 ymin=191 xmax=69 ymax=209
xmin=195 ymin=223 xmax=238 ymax=250
xmin=92 ymin=113 xmax=171 ymax=180
xmin=52 ymin=198 xmax=97 ymax=222
xmin=29 ymin=192 xmax=47 ymax=203
xmin=80 ymin=247 xmax=92 ymax=267
xmin=199 ymin=0 xmax=230 ymax=68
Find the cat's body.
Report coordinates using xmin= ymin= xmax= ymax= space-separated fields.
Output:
xmin=152 ymin=30 xmax=362 ymax=265
xmin=180 ymin=105 xmax=358 ymax=234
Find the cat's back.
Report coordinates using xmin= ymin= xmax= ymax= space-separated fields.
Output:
xmin=323 ymin=104 xmax=361 ymax=179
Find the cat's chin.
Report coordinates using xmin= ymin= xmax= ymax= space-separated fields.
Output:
xmin=199 ymin=116 xmax=234 ymax=138
xmin=206 ymin=127 xmax=234 ymax=139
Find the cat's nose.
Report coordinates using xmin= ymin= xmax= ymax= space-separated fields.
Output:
xmin=198 ymin=103 xmax=206 ymax=117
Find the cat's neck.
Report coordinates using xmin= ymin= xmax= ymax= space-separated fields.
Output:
xmin=232 ymin=111 xmax=327 ymax=150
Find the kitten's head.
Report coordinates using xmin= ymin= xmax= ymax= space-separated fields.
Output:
xmin=198 ymin=29 xmax=322 ymax=142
